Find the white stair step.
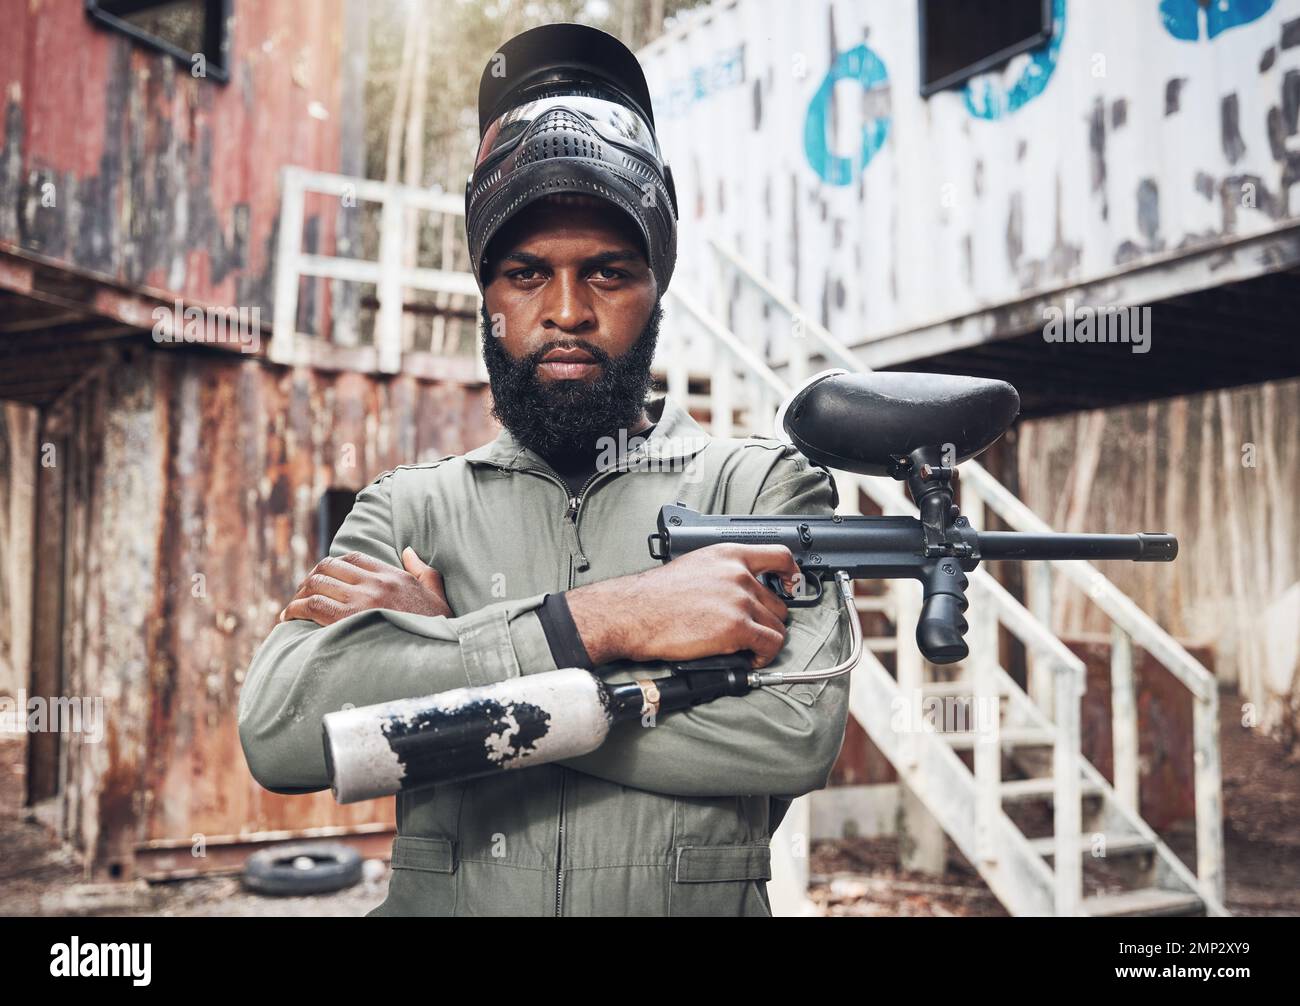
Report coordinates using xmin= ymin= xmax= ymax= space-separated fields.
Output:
xmin=864 ymin=636 xmax=897 ymax=652
xmin=1028 ymin=832 xmax=1155 ymax=859
xmin=940 ymin=727 xmax=1054 ymax=750
xmin=1000 ymin=777 xmax=1104 ymax=803
xmin=853 ymin=596 xmax=894 ymax=614
xmin=1082 ymin=888 xmax=1205 ymax=917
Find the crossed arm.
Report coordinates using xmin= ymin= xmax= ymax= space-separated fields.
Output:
xmin=237 ymin=455 xmax=851 ymax=798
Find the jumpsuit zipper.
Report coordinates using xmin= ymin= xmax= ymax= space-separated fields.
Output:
xmin=517 ymin=455 xmax=644 ymax=917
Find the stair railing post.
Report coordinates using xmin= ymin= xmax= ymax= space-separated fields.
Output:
xmin=1194 ymin=688 xmax=1226 ymax=905
xmin=788 ymin=306 xmax=808 ymax=390
xmin=376 ymin=186 xmax=405 ymax=374
xmin=1028 ymin=563 xmax=1055 ymax=715
xmin=1111 ymin=624 xmax=1139 ymax=815
xmin=271 ymin=166 xmax=306 ymax=365
xmin=889 ymin=488 xmax=923 ymax=775
xmin=1054 ymin=659 xmax=1084 ymax=916
xmin=964 ymin=493 xmax=1001 ymax=870
xmin=712 ymin=347 xmax=734 ymax=439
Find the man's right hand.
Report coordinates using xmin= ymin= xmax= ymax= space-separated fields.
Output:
xmin=565 ymin=543 xmax=802 ymax=669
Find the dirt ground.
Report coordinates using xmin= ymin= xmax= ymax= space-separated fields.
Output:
xmin=2 ymin=686 xmax=1298 ymax=917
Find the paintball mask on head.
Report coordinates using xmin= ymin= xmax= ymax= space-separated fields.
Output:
xmin=464 ymin=22 xmax=679 ymax=293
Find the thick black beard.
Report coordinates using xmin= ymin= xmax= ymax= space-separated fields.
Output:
xmin=479 ymin=300 xmax=663 ymax=459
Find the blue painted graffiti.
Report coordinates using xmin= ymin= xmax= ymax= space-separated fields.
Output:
xmin=1160 ymin=0 xmax=1273 ymax=41
xmin=650 ymin=45 xmax=746 ymax=119
xmin=803 ymin=43 xmax=891 ymax=185
xmin=964 ymin=0 xmax=1067 ymax=120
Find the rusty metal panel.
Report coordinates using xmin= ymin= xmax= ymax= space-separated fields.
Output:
xmin=640 ymin=0 xmax=1300 ymax=358
xmin=0 ymin=0 xmax=349 ymax=316
xmin=47 ymin=350 xmax=495 ymax=879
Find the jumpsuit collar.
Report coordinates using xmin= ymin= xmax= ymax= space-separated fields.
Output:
xmin=462 ymin=393 xmax=712 ymax=472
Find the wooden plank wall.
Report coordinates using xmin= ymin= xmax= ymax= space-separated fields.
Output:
xmin=1015 ymin=377 xmax=1300 ymax=745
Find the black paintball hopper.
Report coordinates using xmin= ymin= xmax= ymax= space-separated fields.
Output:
xmin=781 ymin=371 xmax=1022 ymax=478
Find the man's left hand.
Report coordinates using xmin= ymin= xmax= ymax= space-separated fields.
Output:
xmin=279 ymin=548 xmax=452 ymax=627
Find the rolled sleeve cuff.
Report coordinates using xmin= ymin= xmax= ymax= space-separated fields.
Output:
xmin=455 ymin=593 xmax=562 ymax=686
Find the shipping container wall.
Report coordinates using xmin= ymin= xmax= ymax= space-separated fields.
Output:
xmin=641 ymin=0 xmax=1300 ymax=355
xmin=0 ymin=0 xmax=358 ymax=318
xmin=39 ymin=349 xmax=495 ymax=878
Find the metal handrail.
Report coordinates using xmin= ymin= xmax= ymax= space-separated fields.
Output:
xmin=667 ymin=284 xmax=1087 ymax=914
xmin=670 ymin=240 xmax=1227 ymax=912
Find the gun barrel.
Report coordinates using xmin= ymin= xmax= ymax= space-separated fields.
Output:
xmin=977 ymin=531 xmax=1177 ymax=562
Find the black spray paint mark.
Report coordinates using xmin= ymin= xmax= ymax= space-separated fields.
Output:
xmin=1006 ymin=191 xmax=1024 ymax=270
xmin=1266 ymin=70 xmax=1300 ymax=188
xmin=1260 ymin=46 xmax=1277 ymax=73
xmin=1282 ymin=17 xmax=1300 ymax=49
xmin=1165 ymin=78 xmax=1187 ymax=116
xmin=1221 ymin=94 xmax=1247 ymax=164
xmin=1088 ymin=98 xmax=1108 ymax=221
xmin=1220 ymin=174 xmax=1281 ymax=228
xmin=1137 ymin=179 xmax=1160 ymax=245
xmin=1111 ymin=98 xmax=1128 ymax=130
xmin=383 ymin=696 xmax=554 ymax=784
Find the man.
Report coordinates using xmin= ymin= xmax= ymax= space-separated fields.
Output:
xmin=238 ymin=22 xmax=851 ymax=917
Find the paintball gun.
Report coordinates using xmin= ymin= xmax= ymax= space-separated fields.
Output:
xmin=323 ymin=370 xmax=1178 ymax=803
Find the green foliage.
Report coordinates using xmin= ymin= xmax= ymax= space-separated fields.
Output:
xmin=362 ymin=0 xmax=707 ymax=192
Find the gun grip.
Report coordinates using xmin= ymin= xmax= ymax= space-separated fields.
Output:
xmin=916 ymin=593 xmax=969 ymax=664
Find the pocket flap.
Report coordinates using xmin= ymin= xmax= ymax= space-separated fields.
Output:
xmin=674 ymin=843 xmax=772 ymax=883
xmin=390 ymin=835 xmax=457 ymax=873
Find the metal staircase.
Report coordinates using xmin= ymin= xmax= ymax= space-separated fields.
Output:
xmin=661 ymin=239 xmax=1228 ymax=917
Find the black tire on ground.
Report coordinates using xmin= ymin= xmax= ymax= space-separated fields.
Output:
xmin=241 ymin=842 xmax=364 ymax=896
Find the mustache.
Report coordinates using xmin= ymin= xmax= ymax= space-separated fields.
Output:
xmin=479 ymin=301 xmax=663 ymax=457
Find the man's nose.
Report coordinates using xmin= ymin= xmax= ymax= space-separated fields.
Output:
xmin=540 ymin=270 xmax=596 ymax=332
